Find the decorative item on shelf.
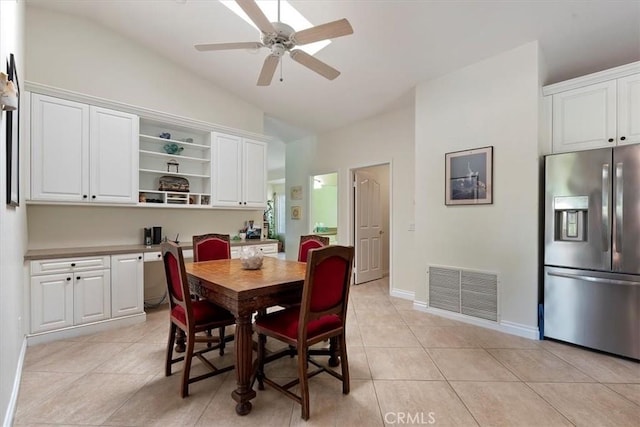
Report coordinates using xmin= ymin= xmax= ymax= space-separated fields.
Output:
xmin=158 ymin=175 xmax=190 ymax=192
xmin=139 ymin=193 xmax=147 ymax=203
xmin=163 ymin=142 xmax=184 ymax=155
xmin=183 ymin=137 xmax=193 ymax=143
xmin=239 ymin=246 xmax=263 ymax=270
xmin=159 ymin=132 xmax=171 ymax=139
xmin=201 ymin=195 xmax=210 ymax=205
xmin=167 ymin=159 xmax=180 ymax=173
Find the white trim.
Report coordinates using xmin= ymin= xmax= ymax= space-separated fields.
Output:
xmin=542 ymin=61 xmax=640 ymax=95
xmin=389 ymin=288 xmax=413 ymax=301
xmin=26 ymin=313 xmax=146 ymax=346
xmin=412 ymin=300 xmax=427 ymax=310
xmin=24 ymin=82 xmax=272 ymax=141
xmin=414 ymin=305 xmax=539 ymax=340
xmin=3 ymin=338 xmax=26 ymax=427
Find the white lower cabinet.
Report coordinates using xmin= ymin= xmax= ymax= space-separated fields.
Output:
xmin=231 ymin=243 xmax=278 ymax=259
xmin=110 ymin=253 xmax=144 ymax=318
xmin=30 ymin=253 xmax=143 ymax=334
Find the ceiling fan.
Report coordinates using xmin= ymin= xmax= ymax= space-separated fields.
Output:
xmin=195 ymin=0 xmax=353 ymax=86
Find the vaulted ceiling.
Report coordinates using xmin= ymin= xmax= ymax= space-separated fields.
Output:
xmin=27 ymin=0 xmax=640 ymax=142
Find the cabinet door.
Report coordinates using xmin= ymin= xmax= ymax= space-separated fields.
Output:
xmin=617 ymin=73 xmax=640 ymax=146
xmin=243 ymin=138 xmax=267 ymax=208
xmin=90 ymin=107 xmax=139 ymax=203
xmin=31 ymin=273 xmax=74 ymax=333
xmin=212 ymin=132 xmax=243 ymax=207
xmin=31 ymin=94 xmax=89 ymax=202
xmin=552 ymin=81 xmax=616 ymax=153
xmin=111 ymin=253 xmax=144 ymax=318
xmin=74 ymin=270 xmax=111 ymax=325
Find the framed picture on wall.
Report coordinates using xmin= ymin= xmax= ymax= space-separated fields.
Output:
xmin=291 ymin=205 xmax=302 ymax=220
xmin=290 ymin=185 xmax=303 ymax=200
xmin=5 ymin=53 xmax=20 ymax=207
xmin=445 ymin=146 xmax=493 ymax=205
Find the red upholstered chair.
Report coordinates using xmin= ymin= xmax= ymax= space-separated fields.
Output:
xmin=297 ymin=235 xmax=330 ymax=262
xmin=161 ymin=242 xmax=235 ymax=398
xmin=254 ymin=245 xmax=355 ymax=420
xmin=192 ymin=233 xmax=231 ymax=262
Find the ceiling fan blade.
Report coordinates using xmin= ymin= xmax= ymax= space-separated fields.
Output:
xmin=236 ymin=0 xmax=276 ymax=34
xmin=195 ymin=41 xmax=263 ymax=52
xmin=290 ymin=49 xmax=340 ymax=80
xmin=257 ymin=54 xmax=279 ymax=86
xmin=291 ymin=18 xmax=353 ymax=45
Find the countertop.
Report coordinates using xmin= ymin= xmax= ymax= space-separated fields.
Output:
xmin=24 ymin=239 xmax=279 ymax=261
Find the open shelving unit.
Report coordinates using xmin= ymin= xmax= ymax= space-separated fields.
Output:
xmin=138 ymin=119 xmax=212 ymax=207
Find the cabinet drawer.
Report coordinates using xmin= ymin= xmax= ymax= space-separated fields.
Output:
xmin=257 ymin=244 xmax=278 ymax=255
xmin=31 ymin=255 xmax=110 ymax=275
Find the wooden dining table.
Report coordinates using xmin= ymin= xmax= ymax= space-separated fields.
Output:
xmin=185 ymin=256 xmax=307 ymax=415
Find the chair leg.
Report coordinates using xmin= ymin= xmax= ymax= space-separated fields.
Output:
xmin=181 ymin=329 xmax=196 ymax=398
xmin=218 ymin=326 xmax=226 ymax=356
xmin=328 ymin=337 xmax=340 ymax=367
xmin=339 ymin=333 xmax=350 ymax=395
xmin=206 ymin=329 xmax=213 ymax=348
xmin=256 ymin=333 xmax=266 ymax=390
xmin=166 ymin=322 xmax=177 ymax=377
xmin=298 ymin=345 xmax=310 ymax=420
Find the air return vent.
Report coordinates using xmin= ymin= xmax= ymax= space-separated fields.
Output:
xmin=428 ymin=266 xmax=498 ymax=322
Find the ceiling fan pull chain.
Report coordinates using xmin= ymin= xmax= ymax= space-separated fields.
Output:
xmin=280 ymin=57 xmax=284 ymax=82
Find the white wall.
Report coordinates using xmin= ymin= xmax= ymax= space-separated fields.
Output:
xmin=285 ymin=107 xmax=416 ymax=296
xmin=25 ymin=6 xmax=263 ymax=132
xmin=415 ymin=42 xmax=542 ymax=331
xmin=1 ymin=1 xmax=27 ymax=424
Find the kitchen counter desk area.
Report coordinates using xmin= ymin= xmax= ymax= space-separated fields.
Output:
xmin=185 ymin=257 xmax=306 ymax=415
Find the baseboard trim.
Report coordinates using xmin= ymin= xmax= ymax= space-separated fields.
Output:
xmin=3 ymin=337 xmax=27 ymax=427
xmin=414 ymin=306 xmax=539 ymax=340
xmin=389 ymin=288 xmax=414 ymax=300
xmin=26 ymin=313 xmax=146 ymax=346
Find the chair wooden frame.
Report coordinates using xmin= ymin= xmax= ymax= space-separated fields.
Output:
xmin=192 ymin=233 xmax=231 ymax=262
xmin=254 ymin=245 xmax=355 ymax=420
xmin=161 ymin=242 xmax=235 ymax=398
xmin=297 ymin=234 xmax=330 ymax=262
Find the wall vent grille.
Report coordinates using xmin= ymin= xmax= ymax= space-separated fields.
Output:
xmin=428 ymin=266 xmax=498 ymax=322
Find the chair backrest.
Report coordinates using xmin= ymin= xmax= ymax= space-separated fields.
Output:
xmin=298 ymin=235 xmax=330 ymax=262
xmin=298 ymin=245 xmax=354 ymax=341
xmin=193 ymin=233 xmax=231 ymax=262
xmin=161 ymin=241 xmax=193 ymax=326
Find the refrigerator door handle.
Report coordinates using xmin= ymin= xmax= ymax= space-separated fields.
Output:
xmin=602 ymin=163 xmax=610 ymax=251
xmin=548 ymin=271 xmax=640 ymax=287
xmin=615 ymin=162 xmax=623 ymax=253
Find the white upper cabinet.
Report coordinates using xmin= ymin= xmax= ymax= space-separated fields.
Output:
xmin=31 ymin=94 xmax=89 ymax=202
xmin=212 ymin=132 xmax=267 ymax=208
xmin=31 ymin=94 xmax=139 ymax=203
xmin=552 ymin=81 xmax=616 ymax=152
xmin=544 ymin=62 xmax=640 ymax=153
xmin=617 ymin=73 xmax=640 ymax=146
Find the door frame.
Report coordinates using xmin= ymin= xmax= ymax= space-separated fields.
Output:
xmin=349 ymin=161 xmax=392 ymax=287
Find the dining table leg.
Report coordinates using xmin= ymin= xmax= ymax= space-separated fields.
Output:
xmin=231 ymin=313 xmax=256 ymax=415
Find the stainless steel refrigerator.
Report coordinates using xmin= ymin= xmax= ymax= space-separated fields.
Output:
xmin=544 ymin=145 xmax=640 ymax=360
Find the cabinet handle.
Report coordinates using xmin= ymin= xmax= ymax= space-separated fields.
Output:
xmin=244 ymin=202 xmax=247 ymax=205
xmin=66 ymin=277 xmax=71 ymax=281
xmin=91 ymin=195 xmax=96 ymax=199
xmin=71 ymin=263 xmax=76 ymax=267
xmin=620 ymin=136 xmax=626 ymax=141
xmin=157 ymin=254 xmax=162 ymax=258
xmin=238 ymin=202 xmax=242 ymax=205
xmin=82 ymin=195 xmax=88 ymax=199
xmin=76 ymin=276 xmax=81 ymax=280
xmin=138 ymin=256 xmax=142 ymax=260
xmin=608 ymin=138 xmax=614 ymax=142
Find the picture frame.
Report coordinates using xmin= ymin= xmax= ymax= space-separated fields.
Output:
xmin=445 ymin=146 xmax=493 ymax=206
xmin=290 ymin=185 xmax=303 ymax=200
xmin=6 ymin=53 xmax=20 ymax=207
xmin=291 ymin=205 xmax=302 ymax=220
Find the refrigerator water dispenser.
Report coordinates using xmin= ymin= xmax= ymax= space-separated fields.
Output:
xmin=554 ymin=196 xmax=588 ymax=242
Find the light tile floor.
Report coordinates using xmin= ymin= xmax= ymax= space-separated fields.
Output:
xmin=14 ymin=277 xmax=640 ymax=426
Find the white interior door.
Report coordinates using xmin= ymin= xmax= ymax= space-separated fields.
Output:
xmin=354 ymin=170 xmax=382 ymax=284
